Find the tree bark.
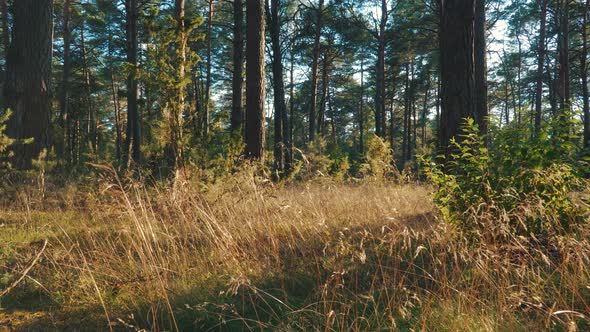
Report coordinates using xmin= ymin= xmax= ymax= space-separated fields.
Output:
xmin=231 ymin=0 xmax=244 ymax=137
xmin=245 ymin=0 xmax=265 ymax=160
xmin=308 ymin=0 xmax=324 ymax=142
xmin=124 ymin=0 xmax=140 ymax=167
xmin=438 ymin=0 xmax=476 ymax=152
xmin=4 ymin=0 xmax=53 ymax=169
xmin=534 ymin=0 xmax=548 ymax=136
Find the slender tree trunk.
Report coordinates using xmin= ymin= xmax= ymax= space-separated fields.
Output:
xmin=309 ymin=0 xmax=324 ymax=142
xmin=169 ymin=0 xmax=186 ymax=169
xmin=289 ymin=40 xmax=295 ymax=147
xmin=359 ymin=59 xmax=364 ymax=155
xmin=558 ymin=0 xmax=570 ymax=113
xmin=403 ymin=63 xmax=410 ymax=163
xmin=438 ymin=0 xmax=476 ymax=152
xmin=422 ymin=76 xmax=430 ymax=149
xmin=231 ymin=0 xmax=244 ymax=137
xmin=80 ymin=20 xmax=97 ymax=157
xmin=245 ymin=0 xmax=265 ymax=159
xmin=111 ymin=72 xmax=122 ymax=162
xmin=59 ymin=0 xmax=71 ymax=161
xmin=534 ymin=0 xmax=548 ymax=135
xmin=375 ymin=0 xmax=388 ymax=138
xmin=583 ymin=0 xmax=590 ymax=148
xmin=475 ymin=0 xmax=488 ymax=135
xmin=125 ymin=0 xmax=140 ymax=167
xmin=4 ymin=0 xmax=53 ymax=169
xmin=267 ymin=0 xmax=291 ymax=173
xmin=204 ymin=0 xmax=214 ymax=137
xmin=318 ymin=53 xmax=329 ymax=136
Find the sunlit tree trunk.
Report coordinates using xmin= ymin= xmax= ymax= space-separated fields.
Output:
xmin=245 ymin=0 xmax=265 ymax=159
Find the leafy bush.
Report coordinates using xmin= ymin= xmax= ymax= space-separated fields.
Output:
xmin=422 ymin=118 xmax=590 ymax=242
xmin=358 ymin=135 xmax=398 ymax=180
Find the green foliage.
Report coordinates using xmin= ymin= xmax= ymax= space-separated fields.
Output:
xmin=358 ymin=135 xmax=398 ymax=180
xmin=0 ymin=110 xmax=15 ymax=168
xmin=423 ymin=117 xmax=590 ymax=242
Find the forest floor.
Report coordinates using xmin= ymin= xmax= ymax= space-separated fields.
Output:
xmin=0 ymin=176 xmax=587 ymax=331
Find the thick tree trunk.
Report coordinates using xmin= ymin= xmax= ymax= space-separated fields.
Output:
xmin=231 ymin=0 xmax=244 ymax=137
xmin=125 ymin=0 xmax=140 ymax=167
xmin=245 ymin=0 xmax=265 ymax=159
xmin=4 ymin=0 xmax=53 ymax=169
xmin=438 ymin=0 xmax=476 ymax=152
xmin=309 ymin=0 xmax=324 ymax=142
xmin=474 ymin=0 xmax=488 ymax=135
xmin=534 ymin=0 xmax=548 ymax=136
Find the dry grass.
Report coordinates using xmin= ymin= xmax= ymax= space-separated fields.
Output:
xmin=0 ymin=170 xmax=589 ymax=331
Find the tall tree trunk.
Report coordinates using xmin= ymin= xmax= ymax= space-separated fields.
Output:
xmin=359 ymin=59 xmax=365 ymax=155
xmin=438 ymin=0 xmax=476 ymax=152
xmin=80 ymin=19 xmax=97 ymax=158
xmin=375 ymin=0 xmax=388 ymax=138
xmin=59 ymin=0 xmax=71 ymax=161
xmin=403 ymin=63 xmax=410 ymax=163
xmin=231 ymin=0 xmax=244 ymax=137
xmin=267 ymin=0 xmax=291 ymax=174
xmin=474 ymin=0 xmax=488 ymax=135
xmin=422 ymin=76 xmax=431 ymax=149
xmin=534 ymin=0 xmax=548 ymax=135
xmin=558 ymin=0 xmax=570 ymax=113
xmin=204 ymin=0 xmax=214 ymax=137
xmin=111 ymin=72 xmax=122 ymax=163
xmin=245 ymin=0 xmax=265 ymax=159
xmin=582 ymin=0 xmax=590 ymax=148
xmin=318 ymin=53 xmax=329 ymax=136
xmin=4 ymin=0 xmax=53 ymax=169
xmin=125 ymin=0 xmax=140 ymax=167
xmin=169 ymin=0 xmax=186 ymax=169
xmin=309 ymin=0 xmax=324 ymax=142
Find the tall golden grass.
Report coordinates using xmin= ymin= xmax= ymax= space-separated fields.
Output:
xmin=1 ymin=168 xmax=589 ymax=331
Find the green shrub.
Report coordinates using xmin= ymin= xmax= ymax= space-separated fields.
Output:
xmin=422 ymin=118 xmax=590 ymax=242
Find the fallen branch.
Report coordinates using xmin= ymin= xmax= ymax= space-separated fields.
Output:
xmin=0 ymin=239 xmax=48 ymax=298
